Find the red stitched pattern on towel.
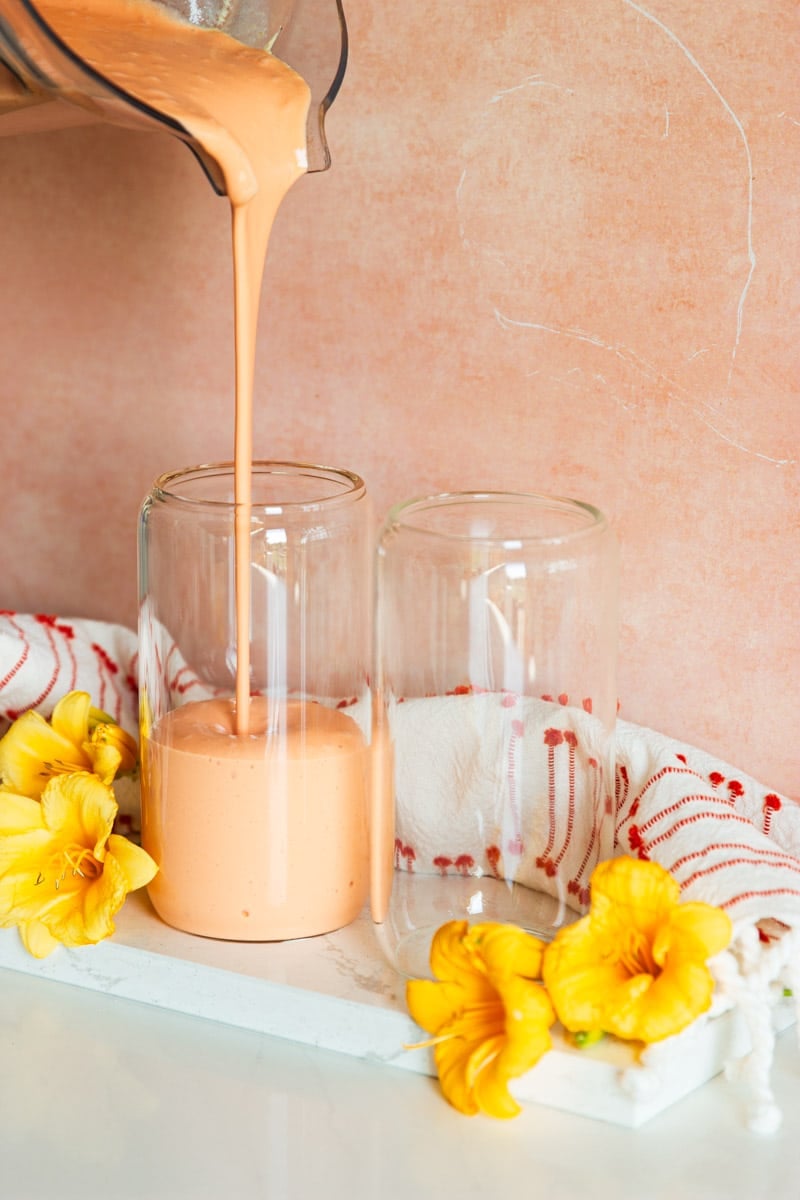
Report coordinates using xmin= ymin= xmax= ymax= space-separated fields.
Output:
xmin=0 ymin=612 xmax=30 ymax=699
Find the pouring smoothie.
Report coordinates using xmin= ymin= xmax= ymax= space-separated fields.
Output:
xmin=34 ymin=0 xmax=310 ymax=731
xmin=15 ymin=0 xmax=369 ymax=940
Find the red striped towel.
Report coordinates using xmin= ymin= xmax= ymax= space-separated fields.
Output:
xmin=390 ymin=692 xmax=800 ymax=936
xmin=0 ymin=612 xmax=138 ymax=734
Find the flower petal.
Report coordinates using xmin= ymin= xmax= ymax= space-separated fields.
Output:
xmin=590 ymin=856 xmax=680 ymax=946
xmin=0 ymin=794 xmax=54 ymax=910
xmin=616 ymin=960 xmax=716 ymax=1042
xmin=80 ymin=852 xmax=128 ymax=944
xmin=107 ymin=834 xmax=158 ymax=892
xmin=83 ymin=741 xmax=122 ymax=786
xmin=406 ymin=978 xmax=474 ymax=1035
xmin=87 ymin=704 xmax=117 ymax=729
xmin=0 ymin=838 xmax=87 ymax=928
xmin=592 ymin=855 xmax=681 ymax=911
xmin=433 ymin=1033 xmax=482 ymax=1116
xmin=468 ymin=922 xmax=546 ymax=982
xmin=0 ymin=829 xmax=52 ymax=895
xmin=543 ymin=912 xmax=650 ymax=1033
xmin=471 ymin=1022 xmax=553 ymax=1120
xmin=427 ymin=920 xmax=499 ymax=1006
xmin=0 ymin=791 xmax=46 ymax=836
xmin=40 ymin=773 xmax=117 ymax=856
xmin=652 ymin=902 xmax=732 ymax=968
xmin=50 ymin=691 xmax=92 ymax=748
xmin=429 ymin=921 xmax=484 ymax=983
xmin=471 ymin=1056 xmax=523 ymax=1119
xmin=20 ymin=919 xmax=60 ymax=958
xmin=89 ymin=723 xmax=138 ymax=776
xmin=494 ymin=974 xmax=555 ymax=1077
xmin=464 ymin=1033 xmax=521 ymax=1118
xmin=0 ymin=712 xmax=87 ymax=798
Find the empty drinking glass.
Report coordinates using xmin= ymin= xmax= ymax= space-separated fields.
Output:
xmin=372 ymin=490 xmax=618 ymax=976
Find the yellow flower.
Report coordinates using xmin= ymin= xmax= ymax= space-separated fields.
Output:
xmin=542 ymin=856 xmax=733 ymax=1044
xmin=0 ymin=691 xmax=137 ymax=799
xmin=0 ymin=771 xmax=157 ymax=958
xmin=406 ymin=920 xmax=555 ymax=1118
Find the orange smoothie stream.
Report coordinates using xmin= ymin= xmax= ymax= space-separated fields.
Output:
xmin=37 ymin=0 xmax=310 ymax=733
xmin=34 ymin=0 xmax=371 ymax=938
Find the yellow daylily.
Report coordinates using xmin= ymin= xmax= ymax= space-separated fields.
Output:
xmin=0 ymin=771 xmax=157 ymax=958
xmin=406 ymin=921 xmax=555 ymax=1118
xmin=542 ymin=856 xmax=733 ymax=1045
xmin=0 ymin=691 xmax=137 ymax=799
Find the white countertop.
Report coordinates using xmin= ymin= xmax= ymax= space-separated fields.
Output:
xmin=2 ymin=950 xmax=799 ymax=1199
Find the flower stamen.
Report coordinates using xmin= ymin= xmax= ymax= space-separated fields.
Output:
xmin=617 ymin=931 xmax=658 ymax=978
xmin=62 ymin=844 xmax=102 ymax=881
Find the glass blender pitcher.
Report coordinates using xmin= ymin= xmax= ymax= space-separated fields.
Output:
xmin=0 ymin=0 xmax=347 ymax=177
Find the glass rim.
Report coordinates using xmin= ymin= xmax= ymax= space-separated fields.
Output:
xmin=149 ymin=461 xmax=367 ymax=513
xmin=382 ymin=490 xmax=609 ymax=546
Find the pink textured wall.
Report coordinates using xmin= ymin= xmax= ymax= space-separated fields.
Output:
xmin=0 ymin=1 xmax=797 ymax=795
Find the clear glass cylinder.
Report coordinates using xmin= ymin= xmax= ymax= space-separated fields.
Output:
xmin=138 ymin=461 xmax=372 ymax=941
xmin=373 ymin=491 xmax=618 ymax=976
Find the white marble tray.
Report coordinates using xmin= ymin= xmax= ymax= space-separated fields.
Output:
xmin=0 ymin=892 xmax=792 ymax=1128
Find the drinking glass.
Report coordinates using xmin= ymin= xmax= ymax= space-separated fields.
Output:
xmin=373 ymin=491 xmax=618 ymax=976
xmin=138 ymin=461 xmax=372 ymax=941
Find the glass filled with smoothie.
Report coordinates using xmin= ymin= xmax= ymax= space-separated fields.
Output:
xmin=138 ymin=462 xmax=373 ymax=941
